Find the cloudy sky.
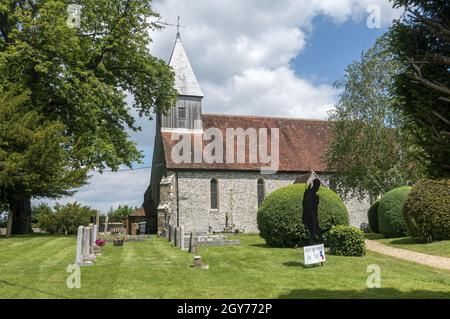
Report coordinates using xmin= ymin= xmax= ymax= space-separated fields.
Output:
xmin=37 ymin=0 xmax=402 ymax=212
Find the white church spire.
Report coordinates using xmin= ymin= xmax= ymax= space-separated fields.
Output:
xmin=168 ymin=30 xmax=204 ymax=97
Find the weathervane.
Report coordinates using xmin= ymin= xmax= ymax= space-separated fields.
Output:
xmin=155 ymin=15 xmax=186 ymax=39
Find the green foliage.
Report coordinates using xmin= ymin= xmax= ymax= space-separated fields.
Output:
xmin=378 ymin=186 xmax=412 ymax=238
xmin=326 ymin=35 xmax=423 ymax=199
xmin=403 ymin=179 xmax=450 ymax=242
xmin=0 ymin=0 xmax=177 ymax=233
xmin=389 ymin=0 xmax=450 ymax=178
xmin=326 ymin=225 xmax=366 ymax=257
xmin=0 ymin=90 xmax=87 ymax=200
xmin=31 ymin=203 xmax=52 ymax=226
xmin=36 ymin=202 xmax=96 ymax=235
xmin=107 ymin=205 xmax=134 ymax=222
xmin=367 ymin=200 xmax=381 ymax=233
xmin=257 ymin=183 xmax=349 ymax=247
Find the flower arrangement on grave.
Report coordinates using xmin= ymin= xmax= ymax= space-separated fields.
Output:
xmin=95 ymin=239 xmax=107 ymax=246
xmin=113 ymin=232 xmax=126 ymax=246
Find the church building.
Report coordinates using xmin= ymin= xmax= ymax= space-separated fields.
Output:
xmin=142 ymin=33 xmax=369 ymax=234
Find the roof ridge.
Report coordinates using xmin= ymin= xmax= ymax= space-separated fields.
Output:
xmin=202 ymin=112 xmax=330 ymax=122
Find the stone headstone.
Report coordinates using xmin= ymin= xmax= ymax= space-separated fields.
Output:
xmin=171 ymin=225 xmax=175 ymax=243
xmin=75 ymin=226 xmax=84 ymax=266
xmin=104 ymin=215 xmax=109 ymax=233
xmin=173 ymin=227 xmax=178 ymax=247
xmin=93 ymin=225 xmax=98 ymax=244
xmin=179 ymin=226 xmax=185 ymax=250
xmin=188 ymin=232 xmax=194 ymax=253
xmin=95 ymin=211 xmax=100 ymax=226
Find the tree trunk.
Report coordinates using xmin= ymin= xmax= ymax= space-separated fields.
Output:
xmin=9 ymin=195 xmax=33 ymax=235
xmin=6 ymin=209 xmax=13 ymax=237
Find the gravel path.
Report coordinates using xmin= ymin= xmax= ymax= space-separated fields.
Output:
xmin=365 ymin=239 xmax=450 ymax=271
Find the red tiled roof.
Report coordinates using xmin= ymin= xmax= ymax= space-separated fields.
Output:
xmin=161 ymin=113 xmax=332 ymax=172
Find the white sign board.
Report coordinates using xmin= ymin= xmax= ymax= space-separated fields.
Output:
xmin=304 ymin=244 xmax=326 ymax=265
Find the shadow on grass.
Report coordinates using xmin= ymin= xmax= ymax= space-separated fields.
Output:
xmin=282 ymin=261 xmax=311 ymax=268
xmin=0 ymin=233 xmax=73 ymax=239
xmin=0 ymin=279 xmax=70 ymax=299
xmin=389 ymin=237 xmax=419 ymax=245
xmin=364 ymin=233 xmax=384 ymax=240
xmin=250 ymin=243 xmax=270 ymax=248
xmin=278 ymin=288 xmax=450 ymax=299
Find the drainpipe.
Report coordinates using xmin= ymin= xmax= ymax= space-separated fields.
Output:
xmin=176 ymin=171 xmax=180 ymax=227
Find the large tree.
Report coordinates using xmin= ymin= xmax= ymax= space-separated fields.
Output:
xmin=326 ymin=36 xmax=423 ymax=199
xmin=0 ymin=89 xmax=87 ymax=233
xmin=0 ymin=0 xmax=177 ymax=233
xmin=389 ymin=0 xmax=450 ymax=178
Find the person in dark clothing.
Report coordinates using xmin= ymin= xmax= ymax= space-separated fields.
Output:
xmin=302 ymin=179 xmax=321 ymax=244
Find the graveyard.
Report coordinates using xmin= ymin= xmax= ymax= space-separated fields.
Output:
xmin=0 ymin=233 xmax=449 ymax=299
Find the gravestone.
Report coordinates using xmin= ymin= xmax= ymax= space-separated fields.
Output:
xmin=170 ymin=225 xmax=176 ymax=243
xmin=83 ymin=227 xmax=95 ymax=261
xmin=104 ymin=215 xmax=109 ymax=233
xmin=188 ymin=232 xmax=194 ymax=253
xmin=93 ymin=225 xmax=98 ymax=244
xmin=173 ymin=227 xmax=178 ymax=247
xmin=75 ymin=226 xmax=84 ymax=266
xmin=76 ymin=226 xmax=93 ymax=266
xmin=179 ymin=227 xmax=185 ymax=250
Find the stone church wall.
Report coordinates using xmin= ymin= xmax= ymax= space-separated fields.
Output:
xmin=172 ymin=170 xmax=370 ymax=234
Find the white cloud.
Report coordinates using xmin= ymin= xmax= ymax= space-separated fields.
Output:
xmin=45 ymin=0 xmax=400 ymax=211
xmin=204 ymin=67 xmax=337 ymax=119
xmin=149 ymin=0 xmax=401 ymax=117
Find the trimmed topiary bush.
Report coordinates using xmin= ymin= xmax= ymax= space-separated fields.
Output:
xmin=367 ymin=200 xmax=381 ymax=233
xmin=403 ymin=179 xmax=450 ymax=242
xmin=378 ymin=186 xmax=412 ymax=238
xmin=257 ymin=183 xmax=349 ymax=247
xmin=326 ymin=225 xmax=366 ymax=256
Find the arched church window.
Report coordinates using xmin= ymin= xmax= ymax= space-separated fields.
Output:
xmin=210 ymin=178 xmax=218 ymax=209
xmin=257 ymin=178 xmax=265 ymax=207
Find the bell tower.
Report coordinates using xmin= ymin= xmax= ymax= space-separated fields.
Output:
xmin=161 ymin=32 xmax=203 ymax=131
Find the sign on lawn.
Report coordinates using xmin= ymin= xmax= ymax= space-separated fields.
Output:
xmin=304 ymin=244 xmax=325 ymax=265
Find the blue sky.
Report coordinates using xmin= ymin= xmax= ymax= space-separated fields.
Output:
xmin=39 ymin=0 xmax=400 ymax=212
xmin=293 ymin=15 xmax=388 ymax=84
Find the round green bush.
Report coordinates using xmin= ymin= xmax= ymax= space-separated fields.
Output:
xmin=367 ymin=200 xmax=380 ymax=233
xmin=257 ymin=183 xmax=349 ymax=247
xmin=378 ymin=186 xmax=412 ymax=238
xmin=326 ymin=225 xmax=366 ymax=256
xmin=403 ymin=179 xmax=450 ymax=242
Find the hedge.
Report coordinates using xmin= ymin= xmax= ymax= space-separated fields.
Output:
xmin=367 ymin=200 xmax=381 ymax=233
xmin=378 ymin=186 xmax=412 ymax=238
xmin=327 ymin=225 xmax=366 ymax=257
xmin=403 ymin=179 xmax=450 ymax=242
xmin=257 ymin=183 xmax=349 ymax=247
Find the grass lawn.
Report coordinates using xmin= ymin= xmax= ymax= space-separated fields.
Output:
xmin=366 ymin=234 xmax=450 ymax=258
xmin=0 ymin=234 xmax=449 ymax=299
